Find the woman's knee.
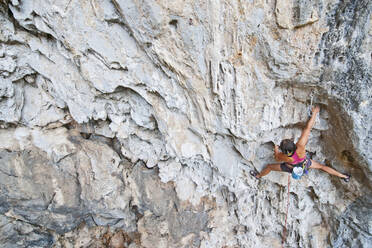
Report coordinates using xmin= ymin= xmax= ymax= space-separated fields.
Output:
xmin=309 ymin=160 xmax=324 ymax=169
xmin=318 ymin=165 xmax=328 ymax=171
xmin=267 ymin=164 xmax=276 ymax=169
xmin=267 ymin=163 xmax=281 ymax=171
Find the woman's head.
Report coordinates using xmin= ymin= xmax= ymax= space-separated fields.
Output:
xmin=280 ymin=139 xmax=296 ymax=156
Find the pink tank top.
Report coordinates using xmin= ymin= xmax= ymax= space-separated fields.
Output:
xmin=289 ymin=151 xmax=306 ymax=165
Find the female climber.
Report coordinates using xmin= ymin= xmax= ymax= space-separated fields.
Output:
xmin=250 ymin=106 xmax=351 ymax=182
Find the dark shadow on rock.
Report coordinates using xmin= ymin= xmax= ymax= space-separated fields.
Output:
xmin=330 ymin=194 xmax=372 ymax=247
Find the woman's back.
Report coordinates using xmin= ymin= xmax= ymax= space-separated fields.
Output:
xmin=290 ymin=146 xmax=306 ymax=165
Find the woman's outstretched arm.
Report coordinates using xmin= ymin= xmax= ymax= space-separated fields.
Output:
xmin=297 ymin=106 xmax=320 ymax=147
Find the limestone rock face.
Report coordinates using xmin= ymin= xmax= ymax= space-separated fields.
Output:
xmin=0 ymin=0 xmax=371 ymax=247
xmin=275 ymin=0 xmax=320 ymax=29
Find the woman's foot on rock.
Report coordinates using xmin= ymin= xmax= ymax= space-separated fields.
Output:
xmin=342 ymin=173 xmax=351 ymax=182
xmin=250 ymin=170 xmax=260 ymax=179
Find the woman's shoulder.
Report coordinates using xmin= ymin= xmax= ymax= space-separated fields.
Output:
xmin=295 ymin=144 xmax=306 ymax=157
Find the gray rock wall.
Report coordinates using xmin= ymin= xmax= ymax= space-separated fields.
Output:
xmin=0 ymin=0 xmax=371 ymax=247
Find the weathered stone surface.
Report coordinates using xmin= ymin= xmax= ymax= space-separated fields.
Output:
xmin=331 ymin=194 xmax=372 ymax=248
xmin=0 ymin=215 xmax=54 ymax=248
xmin=276 ymin=0 xmax=320 ymax=29
xmin=0 ymin=0 xmax=371 ymax=247
xmin=130 ymin=163 xmax=209 ymax=247
xmin=0 ymin=127 xmax=136 ymax=234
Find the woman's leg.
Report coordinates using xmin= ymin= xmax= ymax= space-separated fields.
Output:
xmin=256 ymin=163 xmax=284 ymax=178
xmin=309 ymin=160 xmax=348 ymax=178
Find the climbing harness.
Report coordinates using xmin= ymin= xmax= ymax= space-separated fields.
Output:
xmin=282 ymin=174 xmax=291 ymax=247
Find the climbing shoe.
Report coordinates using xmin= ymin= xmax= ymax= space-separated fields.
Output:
xmin=342 ymin=174 xmax=351 ymax=183
xmin=250 ymin=170 xmax=260 ymax=180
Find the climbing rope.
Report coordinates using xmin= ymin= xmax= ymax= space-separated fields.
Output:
xmin=281 ymin=174 xmax=291 ymax=248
